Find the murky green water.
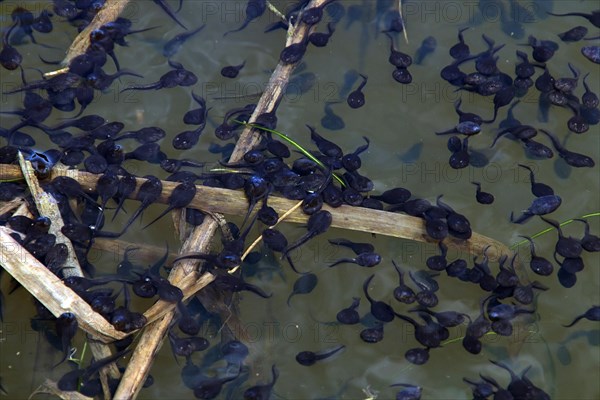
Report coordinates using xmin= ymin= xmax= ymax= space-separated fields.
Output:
xmin=1 ymin=0 xmax=599 ymax=399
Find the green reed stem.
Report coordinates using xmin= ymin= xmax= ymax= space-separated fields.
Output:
xmin=235 ymin=121 xmax=347 ymax=187
xmin=510 ymin=212 xmax=600 ymax=250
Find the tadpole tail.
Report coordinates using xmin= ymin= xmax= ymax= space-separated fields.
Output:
xmin=118 ymin=204 xmax=146 ymax=236
xmin=286 ymin=293 xmax=295 ymax=307
xmin=243 ymin=283 xmax=272 ymax=299
xmin=327 ymin=258 xmax=353 ymax=268
xmin=142 ymin=206 xmax=175 ymax=230
xmin=153 ymin=0 xmax=187 ymax=30
xmin=490 ymin=130 xmax=508 ymax=147
xmin=284 ymin=254 xmax=302 ymax=274
xmin=510 ymin=211 xmax=533 ymax=224
xmin=120 ymin=82 xmax=161 ymax=93
xmin=223 ymin=20 xmax=251 ymax=37
xmin=562 ymin=315 xmax=584 ymax=328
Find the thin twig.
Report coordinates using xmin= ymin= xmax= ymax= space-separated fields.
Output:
xmin=231 ymin=199 xmax=304 ymax=274
xmin=398 ymin=0 xmax=408 ymax=44
xmin=29 ymin=379 xmax=93 ymax=400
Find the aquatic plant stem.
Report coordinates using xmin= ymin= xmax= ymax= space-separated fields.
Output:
xmin=236 ymin=121 xmax=346 ymax=187
xmin=510 ymin=212 xmax=600 ymax=249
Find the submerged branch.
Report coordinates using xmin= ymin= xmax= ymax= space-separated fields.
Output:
xmin=2 ymin=164 xmax=512 ymax=259
xmin=44 ymin=0 xmax=131 ymax=77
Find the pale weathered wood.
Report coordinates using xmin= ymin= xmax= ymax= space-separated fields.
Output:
xmin=112 ymin=219 xmax=218 ymax=400
xmin=29 ymin=379 xmax=93 ymax=400
xmin=16 ymin=154 xmax=122 ymax=387
xmin=17 ymin=154 xmax=84 ymax=278
xmin=0 ymin=165 xmax=512 ymax=260
xmin=0 ymin=227 xmax=126 ymax=342
xmin=0 ymin=197 xmax=24 ymax=215
xmin=43 ymin=0 xmax=131 ymax=77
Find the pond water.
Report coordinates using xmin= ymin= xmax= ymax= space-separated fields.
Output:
xmin=0 ymin=0 xmax=599 ymax=399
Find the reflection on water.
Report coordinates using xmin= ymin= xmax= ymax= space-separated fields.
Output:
xmin=0 ymin=0 xmax=598 ymax=399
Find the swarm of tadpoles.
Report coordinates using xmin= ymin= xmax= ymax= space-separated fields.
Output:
xmin=1 ymin=1 xmax=599 ymax=399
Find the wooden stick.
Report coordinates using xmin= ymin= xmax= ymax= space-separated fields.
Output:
xmin=0 ymin=227 xmax=125 ymax=342
xmin=44 ymin=0 xmax=131 ymax=77
xmin=0 ymin=165 xmax=511 ymax=260
xmin=0 ymin=197 xmax=25 ymax=216
xmin=17 ymin=155 xmax=84 ymax=278
xmin=115 ymin=2 xmax=331 ymax=396
xmin=16 ymin=155 xmax=122 ymax=387
xmin=112 ymin=219 xmax=218 ymax=399
xmin=29 ymin=378 xmax=93 ymax=400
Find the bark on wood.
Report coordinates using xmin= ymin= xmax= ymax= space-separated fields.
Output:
xmin=0 ymin=227 xmax=126 ymax=342
xmin=1 ymin=165 xmax=513 ymax=260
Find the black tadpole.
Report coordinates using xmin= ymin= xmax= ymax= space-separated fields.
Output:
xmin=163 ymin=24 xmax=205 ymax=58
xmin=518 ymin=235 xmax=554 ymax=276
xmin=282 ymin=210 xmax=332 ymax=259
xmin=510 ymin=195 xmax=562 ymax=224
xmin=563 ymin=305 xmax=600 ymax=327
xmin=337 ymin=297 xmax=361 ymax=325
xmin=309 ymin=22 xmax=335 ymax=47
xmin=392 ymin=261 xmax=416 ymax=304
xmin=574 ymin=219 xmax=600 ymax=252
xmin=243 ymin=364 xmax=278 ymax=400
xmin=347 ymin=73 xmax=368 ymax=109
xmin=224 ymin=0 xmax=267 ymax=36
xmin=518 ymin=164 xmax=554 ymax=197
xmin=540 ymin=216 xmax=583 ymax=258
xmin=142 ymin=181 xmax=196 ymax=229
xmin=384 ymin=32 xmax=413 ymax=68
xmin=117 ymin=175 xmax=163 ymax=236
xmin=327 ymin=252 xmax=381 ymax=268
xmin=0 ymin=21 xmax=22 ymax=71
xmin=449 ymin=27 xmax=470 ymax=60
xmin=328 ymin=238 xmax=374 ymax=254
xmin=221 ymin=61 xmax=246 ymax=78
xmin=363 ymin=274 xmax=395 ymax=322
xmin=391 ymin=383 xmax=423 ymax=399
xmin=472 ymin=181 xmax=494 ymax=205
xmin=295 ymin=345 xmax=345 ymax=366
xmin=287 ymin=273 xmax=318 ymax=306
xmin=53 ymin=312 xmax=78 ymax=368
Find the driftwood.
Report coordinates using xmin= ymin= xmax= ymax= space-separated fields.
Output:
xmin=113 ymin=221 xmax=217 ymax=399
xmin=15 ymin=154 xmax=121 ymax=392
xmin=44 ymin=0 xmax=132 ymax=77
xmin=0 ymin=227 xmax=126 ymax=343
xmin=29 ymin=379 xmax=93 ymax=400
xmin=2 ymin=165 xmax=512 ymax=260
xmin=17 ymin=153 xmax=83 ymax=278
xmin=117 ymin=1 xmax=334 ymax=397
